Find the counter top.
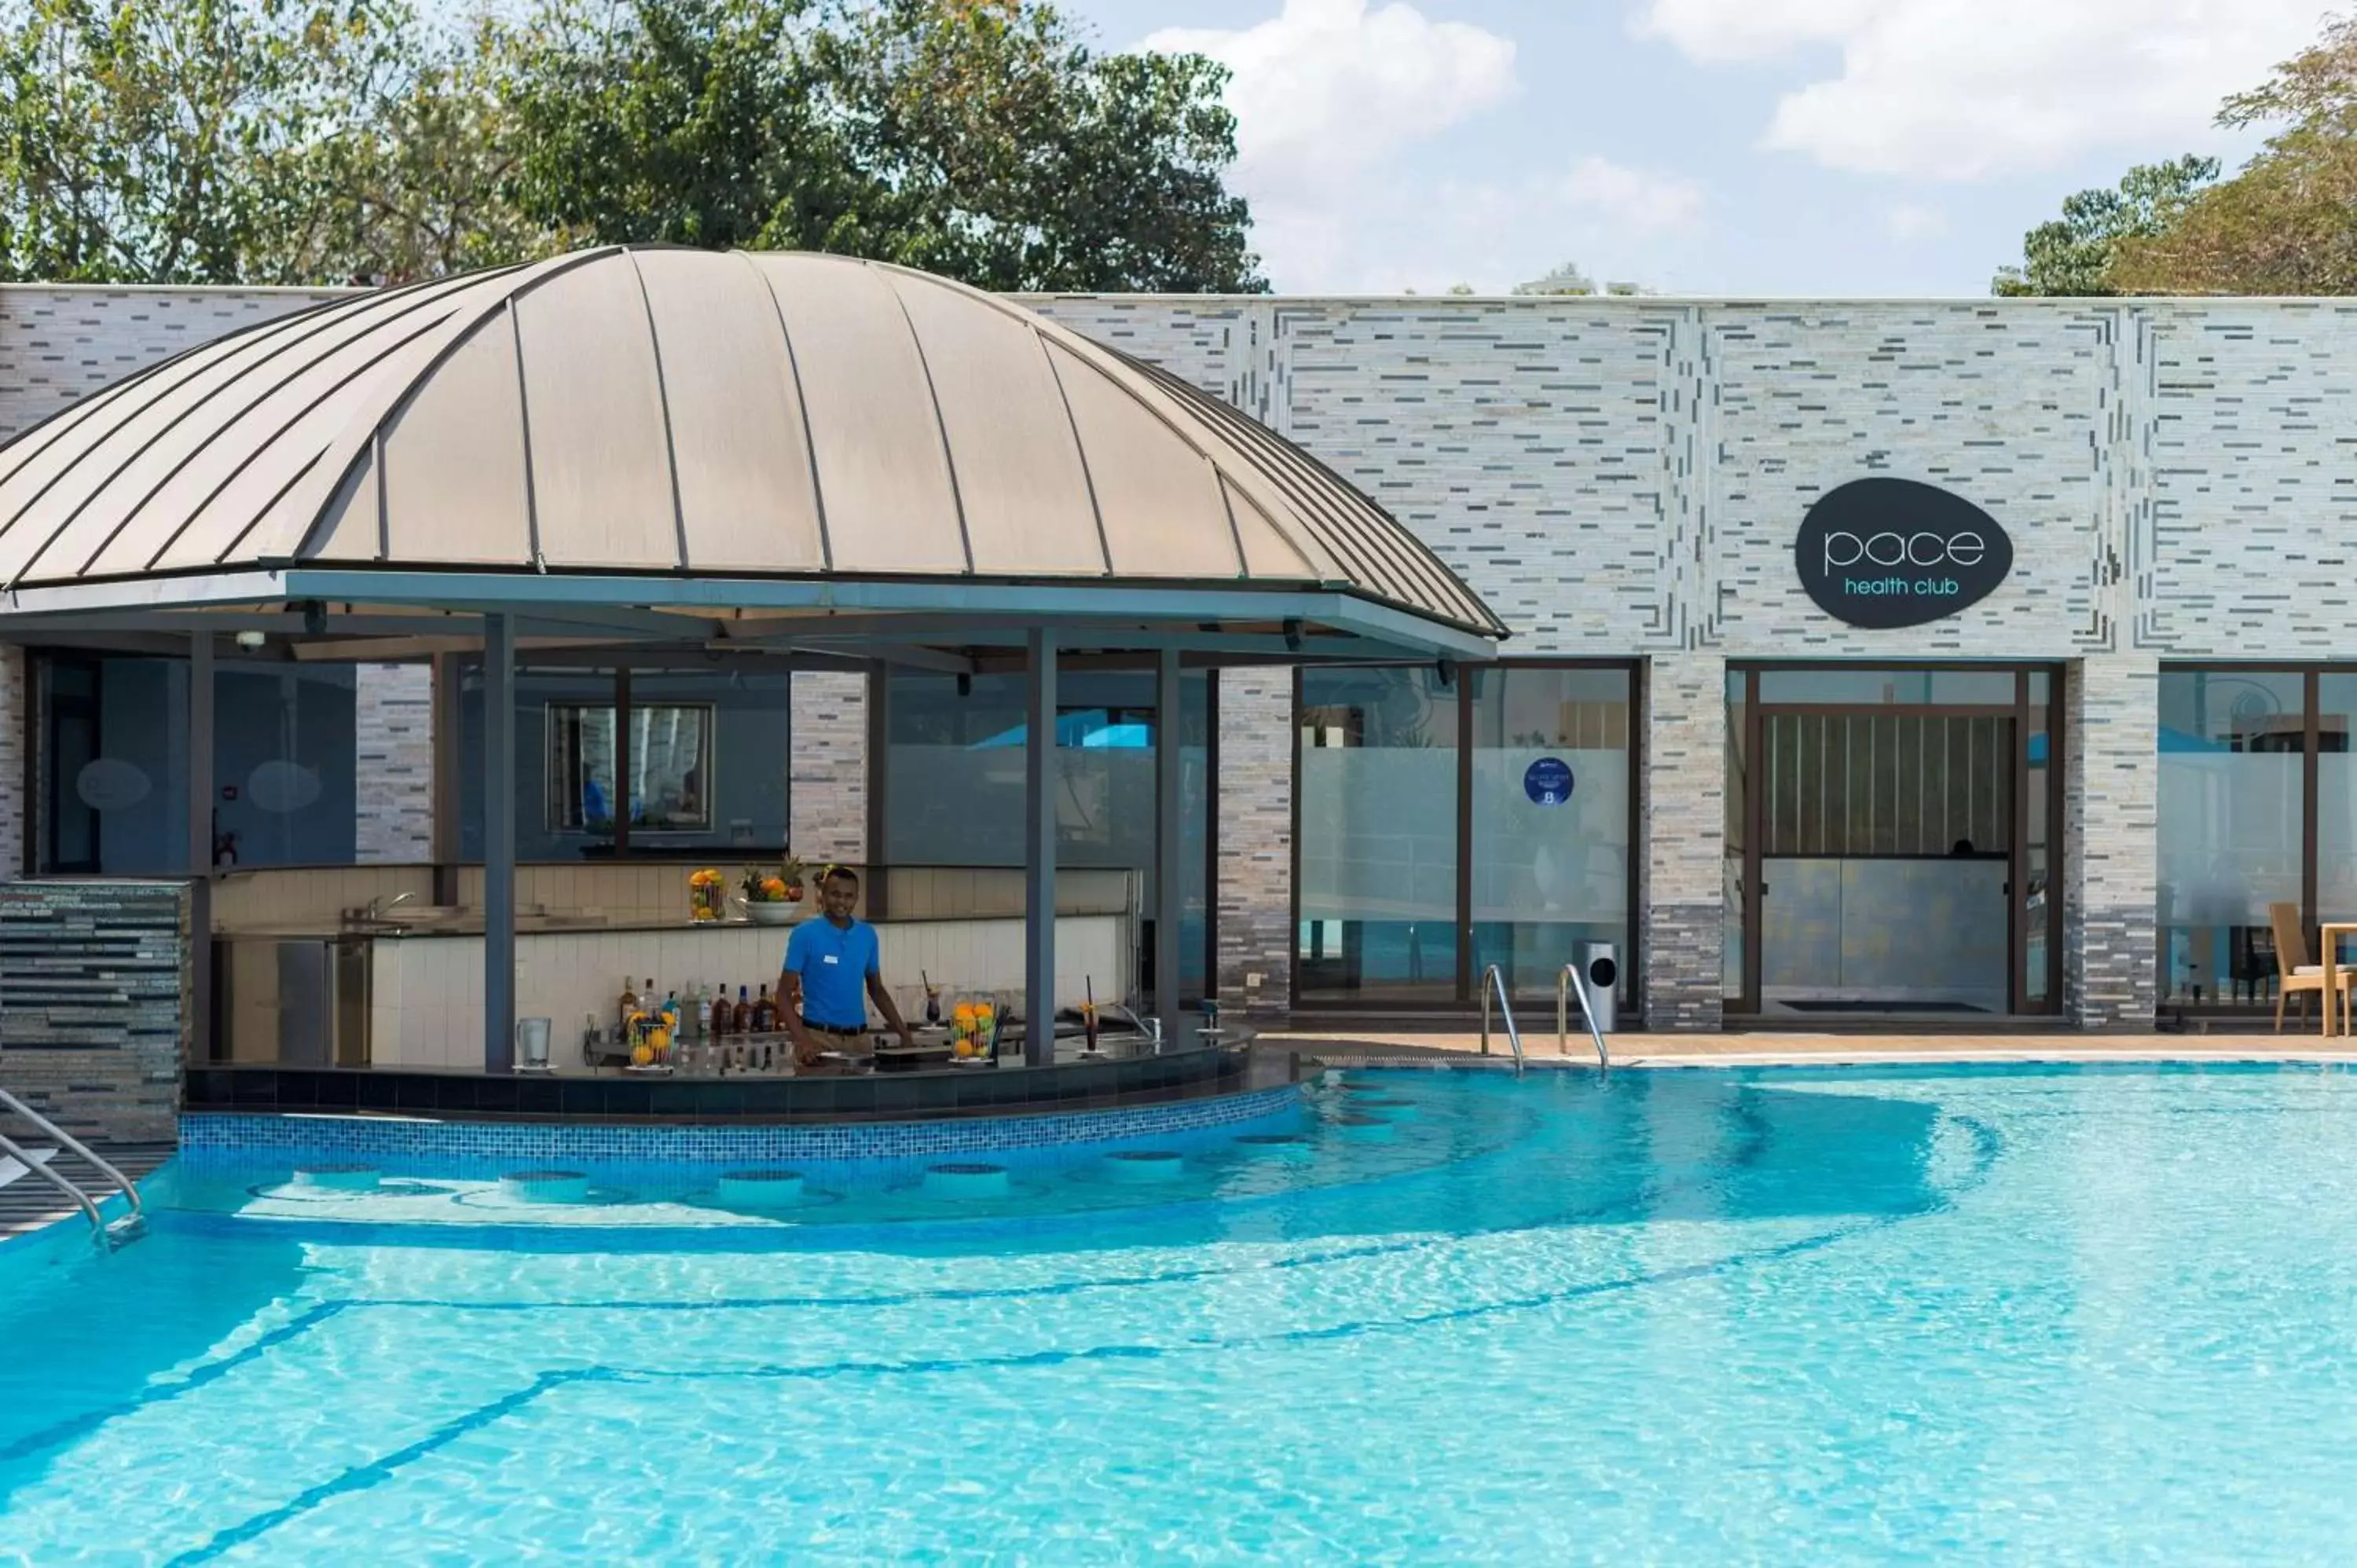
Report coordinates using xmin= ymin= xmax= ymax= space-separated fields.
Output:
xmin=218 ymin=915 xmax=884 ymax=940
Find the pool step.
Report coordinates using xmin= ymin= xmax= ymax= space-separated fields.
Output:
xmin=0 ymin=1139 xmax=171 ymax=1243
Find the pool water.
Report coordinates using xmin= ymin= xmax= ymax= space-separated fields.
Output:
xmin=6 ymin=1064 xmax=2357 ymax=1563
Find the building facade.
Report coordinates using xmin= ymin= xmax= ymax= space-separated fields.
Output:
xmin=10 ymin=284 xmax=2357 ymax=1031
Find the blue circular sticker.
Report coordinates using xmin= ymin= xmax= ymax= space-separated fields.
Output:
xmin=1523 ymin=757 xmax=1574 ymax=806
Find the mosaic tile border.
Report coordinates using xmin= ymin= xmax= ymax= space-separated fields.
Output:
xmin=180 ymin=1083 xmax=1304 ymax=1171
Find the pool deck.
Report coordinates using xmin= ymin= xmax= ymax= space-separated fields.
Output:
xmin=1265 ymin=1030 xmax=2357 ymax=1069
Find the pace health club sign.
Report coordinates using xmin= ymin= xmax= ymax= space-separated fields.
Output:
xmin=1794 ymin=478 xmax=2014 ymax=630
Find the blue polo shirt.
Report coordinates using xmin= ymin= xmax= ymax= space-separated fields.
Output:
xmin=786 ymin=917 xmax=880 ymax=1030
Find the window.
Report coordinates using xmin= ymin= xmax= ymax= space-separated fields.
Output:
xmin=544 ymin=702 xmax=713 ymax=835
xmin=1468 ymin=666 xmax=1633 ymax=1000
xmin=2158 ymin=669 xmax=2309 ymax=1008
xmin=1297 ymin=665 xmax=1462 ymax=1001
xmin=32 ymin=653 xmax=360 ymax=874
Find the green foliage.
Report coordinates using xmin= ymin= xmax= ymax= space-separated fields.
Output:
xmin=1990 ymin=156 xmax=2219 ymax=297
xmin=0 ymin=0 xmax=413 ymax=283
xmin=0 ymin=0 xmax=1263 ymax=291
xmin=819 ymin=0 xmax=1260 ymax=290
xmin=1513 ymin=259 xmax=1595 ymax=295
xmin=2110 ymin=16 xmax=2357 ymax=295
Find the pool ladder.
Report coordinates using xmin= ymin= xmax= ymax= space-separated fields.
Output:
xmin=0 ymin=1087 xmax=145 ymax=1247
xmin=1478 ymin=965 xmax=1526 ymax=1076
xmin=1555 ymin=965 xmax=1611 ymax=1071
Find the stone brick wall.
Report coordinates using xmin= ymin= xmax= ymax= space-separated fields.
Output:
xmin=2066 ymin=656 xmax=2161 ymax=1028
xmin=790 ymin=671 xmax=867 ymax=864
xmin=0 ymin=880 xmax=190 ymax=1142
xmin=13 ymin=286 xmax=2357 ymax=1028
xmin=1024 ymin=293 xmax=2357 ymax=1026
xmin=1212 ymin=671 xmax=1293 ymax=1019
xmin=0 ymin=645 xmax=21 ymax=879
xmin=354 ymin=664 xmax=434 ymax=863
xmin=0 ymin=284 xmax=343 ymax=439
xmin=1641 ymin=651 xmax=1726 ymax=1030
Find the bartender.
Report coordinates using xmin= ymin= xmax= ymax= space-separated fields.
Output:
xmin=779 ymin=865 xmax=916 ymax=1071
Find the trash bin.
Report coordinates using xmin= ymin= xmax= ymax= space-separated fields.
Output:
xmin=514 ymin=1017 xmax=552 ymax=1073
xmin=1574 ymin=943 xmax=1618 ymax=1032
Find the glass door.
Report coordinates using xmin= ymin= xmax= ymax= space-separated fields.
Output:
xmin=1729 ymin=665 xmax=2062 ymax=1017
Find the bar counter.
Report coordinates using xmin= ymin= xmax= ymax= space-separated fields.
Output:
xmin=214 ymin=911 xmax=1131 ymax=1075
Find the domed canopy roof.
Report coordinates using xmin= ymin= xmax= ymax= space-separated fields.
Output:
xmin=0 ymin=247 xmax=1501 ymax=655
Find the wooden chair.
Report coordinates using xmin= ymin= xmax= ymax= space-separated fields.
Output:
xmin=2267 ymin=902 xmax=2355 ymax=1031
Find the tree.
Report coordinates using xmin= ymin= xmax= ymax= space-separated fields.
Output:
xmin=1990 ymin=156 xmax=2218 ymax=296
xmin=814 ymin=0 xmax=1261 ymax=291
xmin=0 ymin=0 xmax=412 ymax=283
xmin=0 ymin=0 xmax=1263 ymax=291
xmin=1512 ymin=259 xmax=1648 ymax=296
xmin=493 ymin=0 xmax=884 ymax=258
xmin=2110 ymin=17 xmax=2357 ymax=295
xmin=280 ymin=14 xmax=567 ymax=285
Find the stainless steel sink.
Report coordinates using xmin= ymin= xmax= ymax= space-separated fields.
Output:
xmin=339 ymin=905 xmax=465 ymax=936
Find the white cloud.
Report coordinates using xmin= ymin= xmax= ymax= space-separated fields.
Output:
xmin=1146 ymin=0 xmax=1518 ymax=197
xmin=1885 ymin=203 xmax=1948 ymax=241
xmin=1633 ymin=0 xmax=2325 ymax=179
xmin=1562 ymin=156 xmax=1706 ymax=237
xmin=1261 ymin=158 xmax=1706 ymax=295
xmin=1146 ymin=3 xmax=1706 ymax=291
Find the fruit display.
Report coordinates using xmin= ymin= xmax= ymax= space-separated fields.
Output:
xmin=949 ymin=1001 xmax=997 ymax=1059
xmin=687 ymin=868 xmax=725 ymax=921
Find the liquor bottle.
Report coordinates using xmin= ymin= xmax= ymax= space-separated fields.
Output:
xmin=707 ymin=984 xmax=729 ymax=1042
xmin=733 ymin=985 xmax=753 ymax=1034
xmin=922 ymin=970 xmax=941 ymax=1027
xmin=1083 ymin=976 xmax=1100 ymax=1053
xmin=663 ymin=991 xmax=682 ymax=1039
xmin=618 ymin=975 xmax=640 ymax=1034
xmin=752 ymin=984 xmax=779 ymax=1034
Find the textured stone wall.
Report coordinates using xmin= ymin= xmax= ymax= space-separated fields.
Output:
xmin=0 ymin=644 xmax=21 ymax=879
xmin=1641 ymin=651 xmax=1726 ymax=1030
xmin=0 ymin=880 xmax=190 ymax=1141
xmin=0 ymin=284 xmax=343 ymax=439
xmin=789 ymin=671 xmax=867 ymax=864
xmin=1211 ymin=671 xmax=1293 ymax=1019
xmin=2066 ymin=656 xmax=2161 ymax=1028
xmin=16 ymin=287 xmax=2357 ymax=1028
xmin=354 ymin=664 xmax=434 ymax=863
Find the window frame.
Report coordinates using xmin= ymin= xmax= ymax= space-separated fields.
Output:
xmin=1288 ymin=658 xmax=1644 ymax=1016
xmin=2156 ymin=663 xmax=2357 ymax=1015
xmin=542 ymin=696 xmax=717 ymax=837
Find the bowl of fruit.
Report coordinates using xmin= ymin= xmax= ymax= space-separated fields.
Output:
xmin=741 ymin=859 xmax=807 ymax=926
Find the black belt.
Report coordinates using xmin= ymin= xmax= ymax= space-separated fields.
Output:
xmin=806 ymin=1021 xmax=867 ymax=1037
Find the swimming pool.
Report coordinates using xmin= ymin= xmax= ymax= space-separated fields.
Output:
xmin=5 ymin=1063 xmax=2356 ymax=1562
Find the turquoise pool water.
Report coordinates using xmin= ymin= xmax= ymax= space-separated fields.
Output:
xmin=5 ymin=1064 xmax=2357 ymax=1563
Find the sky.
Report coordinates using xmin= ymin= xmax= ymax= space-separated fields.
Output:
xmin=1059 ymin=0 xmax=2336 ymax=297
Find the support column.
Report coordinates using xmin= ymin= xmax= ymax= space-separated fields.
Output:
xmin=482 ymin=614 xmax=517 ymax=1073
xmin=429 ymin=652 xmax=461 ymax=906
xmin=1153 ymin=648 xmax=1183 ymax=1046
xmin=188 ymin=632 xmax=214 ymax=1064
xmin=1024 ymin=628 xmax=1058 ymax=1068
xmin=1640 ymin=650 xmax=1726 ymax=1031
xmin=2065 ymin=654 xmax=2159 ymax=1029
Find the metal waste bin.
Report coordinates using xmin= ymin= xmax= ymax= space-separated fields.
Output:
xmin=514 ymin=1017 xmax=552 ymax=1073
xmin=1574 ymin=943 xmax=1618 ymax=1032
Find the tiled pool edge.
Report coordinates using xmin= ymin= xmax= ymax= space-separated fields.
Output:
xmin=179 ymin=1083 xmax=1305 ymax=1169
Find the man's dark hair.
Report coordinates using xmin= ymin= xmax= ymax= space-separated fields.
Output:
xmin=820 ymin=865 xmax=860 ymax=888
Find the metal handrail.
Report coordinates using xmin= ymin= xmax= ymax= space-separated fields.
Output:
xmin=0 ymin=1088 xmax=141 ymax=1215
xmin=1556 ymin=965 xmax=1611 ymax=1070
xmin=1479 ymin=964 xmax=1526 ymax=1075
xmin=0 ymin=1129 xmax=104 ymax=1232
